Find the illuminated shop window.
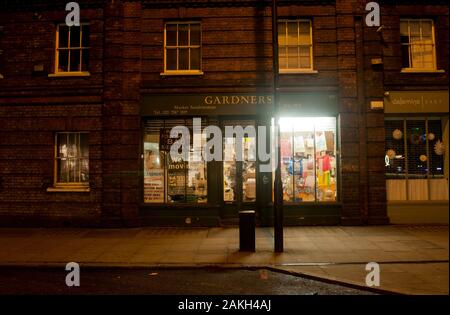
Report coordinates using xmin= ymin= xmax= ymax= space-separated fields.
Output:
xmin=385 ymin=117 xmax=448 ymax=201
xmin=164 ymin=22 xmax=202 ymax=74
xmin=55 ymin=132 xmax=89 ymax=185
xmin=278 ymin=19 xmax=314 ymax=72
xmin=400 ymin=19 xmax=437 ymax=71
xmin=143 ymin=119 xmax=207 ymax=204
xmin=276 ymin=117 xmax=338 ymax=203
xmin=54 ymin=23 xmax=90 ymax=75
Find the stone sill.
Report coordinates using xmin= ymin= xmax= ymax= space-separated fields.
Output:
xmin=47 ymin=186 xmax=90 ymax=193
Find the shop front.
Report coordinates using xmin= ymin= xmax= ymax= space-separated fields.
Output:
xmin=384 ymin=91 xmax=449 ymax=224
xmin=140 ymin=93 xmax=341 ymax=226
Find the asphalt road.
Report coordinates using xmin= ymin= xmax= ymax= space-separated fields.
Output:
xmin=0 ymin=267 xmax=376 ymax=295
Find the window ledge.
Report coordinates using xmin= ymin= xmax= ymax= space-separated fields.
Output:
xmin=160 ymin=71 xmax=204 ymax=76
xmin=400 ymin=69 xmax=445 ymax=74
xmin=279 ymin=69 xmax=318 ymax=74
xmin=48 ymin=72 xmax=91 ymax=77
xmin=47 ymin=186 xmax=90 ymax=193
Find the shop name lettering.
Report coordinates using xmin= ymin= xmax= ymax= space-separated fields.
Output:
xmin=169 ymin=118 xmax=277 ymax=173
xmin=204 ymin=95 xmax=272 ymax=105
xmin=178 ymin=299 xmax=271 ymax=312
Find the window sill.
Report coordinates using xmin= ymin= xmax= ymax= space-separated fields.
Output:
xmin=47 ymin=186 xmax=90 ymax=193
xmin=400 ymin=69 xmax=445 ymax=74
xmin=279 ymin=69 xmax=318 ymax=74
xmin=48 ymin=72 xmax=91 ymax=77
xmin=160 ymin=71 xmax=204 ymax=76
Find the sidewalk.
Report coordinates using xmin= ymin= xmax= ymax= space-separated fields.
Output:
xmin=0 ymin=225 xmax=448 ymax=295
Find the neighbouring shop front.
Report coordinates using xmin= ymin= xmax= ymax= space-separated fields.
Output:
xmin=140 ymin=93 xmax=342 ymax=226
xmin=384 ymin=91 xmax=449 ymax=224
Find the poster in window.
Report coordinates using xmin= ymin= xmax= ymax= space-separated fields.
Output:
xmin=143 ymin=142 xmax=164 ymax=203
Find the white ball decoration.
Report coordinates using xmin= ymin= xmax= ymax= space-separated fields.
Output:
xmin=427 ymin=133 xmax=435 ymax=141
xmin=386 ymin=149 xmax=396 ymax=159
xmin=392 ymin=129 xmax=403 ymax=140
xmin=434 ymin=140 xmax=445 ymax=156
xmin=420 ymin=155 xmax=428 ymax=162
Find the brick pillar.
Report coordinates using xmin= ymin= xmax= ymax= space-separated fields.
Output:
xmin=102 ymin=0 xmax=142 ymax=227
xmin=337 ymin=1 xmax=363 ymax=225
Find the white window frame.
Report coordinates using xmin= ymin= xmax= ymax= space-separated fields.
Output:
xmin=400 ymin=19 xmax=442 ymax=73
xmin=47 ymin=132 xmax=90 ymax=193
xmin=278 ymin=19 xmax=317 ymax=74
xmin=49 ymin=23 xmax=90 ymax=77
xmin=161 ymin=21 xmax=203 ymax=76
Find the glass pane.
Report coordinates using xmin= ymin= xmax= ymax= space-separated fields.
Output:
xmin=69 ymin=49 xmax=81 ymax=71
xmin=287 ymin=22 xmax=297 ymax=46
xmin=421 ymin=21 xmax=433 ymax=37
xmin=401 ymin=45 xmax=410 ymax=68
xmin=190 ymin=24 xmax=201 ymax=46
xmin=81 ymin=50 xmax=89 ymax=71
xmin=79 ymin=134 xmax=89 ymax=158
xmin=188 ymin=132 xmax=207 ymax=203
xmin=422 ymin=44 xmax=434 ymax=69
xmin=144 ymin=121 xmax=165 ymax=203
xmin=280 ymin=120 xmax=293 ymax=202
xmin=315 ymin=118 xmax=337 ymax=202
xmin=166 ymin=24 xmax=177 ymax=46
xmin=58 ymin=50 xmax=69 ymax=72
xmin=299 ymin=46 xmax=311 ymax=68
xmin=406 ymin=120 xmax=427 ymax=177
xmin=278 ymin=22 xmax=286 ymax=46
xmin=167 ymin=154 xmax=187 ymax=203
xmin=179 ymin=48 xmax=189 ymax=70
xmin=400 ymin=21 xmax=409 ymax=36
xmin=279 ymin=47 xmax=287 ymax=69
xmin=299 ymin=22 xmax=310 ymax=44
xmin=243 ymin=137 xmax=256 ymax=202
xmin=409 ymin=21 xmax=420 ymax=35
xmin=410 ymin=44 xmax=424 ymax=69
xmin=427 ymin=119 xmax=444 ymax=177
xmin=385 ymin=119 xmax=406 ymax=177
xmin=178 ymin=24 xmax=189 ymax=46
xmin=57 ymin=134 xmax=68 ymax=158
xmin=224 ymin=137 xmax=237 ymax=202
xmin=287 ymin=46 xmax=298 ymax=69
xmin=190 ymin=48 xmax=200 ymax=70
xmin=81 ymin=25 xmax=90 ymax=47
xmin=293 ymin=126 xmax=315 ymax=202
xmin=58 ymin=25 xmax=69 ymax=48
xmin=80 ymin=158 xmax=89 ymax=182
xmin=166 ymin=48 xmax=177 ymax=70
xmin=70 ymin=26 xmax=81 ymax=48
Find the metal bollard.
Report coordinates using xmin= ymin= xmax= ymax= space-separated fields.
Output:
xmin=239 ymin=210 xmax=256 ymax=252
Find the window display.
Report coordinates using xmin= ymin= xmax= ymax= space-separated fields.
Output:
xmin=278 ymin=117 xmax=337 ymax=203
xmin=56 ymin=132 xmax=89 ymax=184
xmin=143 ymin=119 xmax=207 ymax=204
xmin=223 ymin=122 xmax=257 ymax=203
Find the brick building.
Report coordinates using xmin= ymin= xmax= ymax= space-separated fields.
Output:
xmin=0 ymin=0 xmax=447 ymax=227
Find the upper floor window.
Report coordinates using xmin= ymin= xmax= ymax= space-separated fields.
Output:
xmin=54 ymin=132 xmax=89 ymax=187
xmin=163 ymin=22 xmax=202 ymax=75
xmin=54 ymin=24 xmax=90 ymax=76
xmin=278 ymin=19 xmax=314 ymax=73
xmin=400 ymin=19 xmax=437 ymax=72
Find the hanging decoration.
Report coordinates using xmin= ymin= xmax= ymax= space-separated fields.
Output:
xmin=419 ymin=154 xmax=428 ymax=162
xmin=386 ymin=149 xmax=396 ymax=159
xmin=392 ymin=129 xmax=403 ymax=140
xmin=434 ymin=140 xmax=445 ymax=156
xmin=428 ymin=133 xmax=435 ymax=141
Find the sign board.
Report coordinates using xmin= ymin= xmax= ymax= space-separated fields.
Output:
xmin=384 ymin=91 xmax=449 ymax=114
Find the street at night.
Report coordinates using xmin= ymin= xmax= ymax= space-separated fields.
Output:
xmin=0 ymin=267 xmax=376 ymax=295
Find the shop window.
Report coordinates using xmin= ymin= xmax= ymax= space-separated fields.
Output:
xmin=400 ymin=19 xmax=437 ymax=71
xmin=54 ymin=132 xmax=89 ymax=186
xmin=164 ymin=22 xmax=202 ymax=74
xmin=278 ymin=19 xmax=314 ymax=72
xmin=223 ymin=121 xmax=257 ymax=203
xmin=143 ymin=119 xmax=207 ymax=204
xmin=277 ymin=117 xmax=338 ymax=203
xmin=385 ymin=117 xmax=448 ymax=201
xmin=53 ymin=23 xmax=90 ymax=75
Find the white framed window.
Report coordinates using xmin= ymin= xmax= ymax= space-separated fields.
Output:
xmin=278 ymin=19 xmax=315 ymax=73
xmin=48 ymin=132 xmax=90 ymax=192
xmin=163 ymin=21 xmax=202 ymax=75
xmin=400 ymin=19 xmax=438 ymax=72
xmin=51 ymin=23 xmax=90 ymax=76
